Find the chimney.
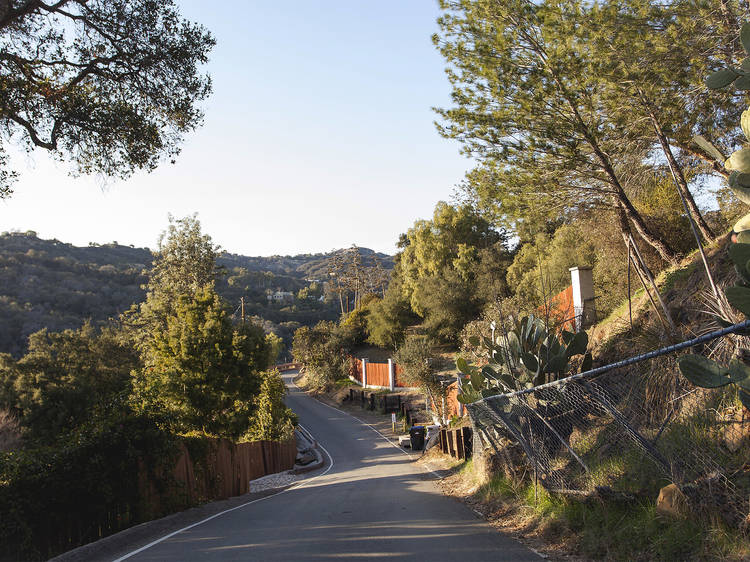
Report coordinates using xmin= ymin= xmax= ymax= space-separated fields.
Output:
xmin=569 ymin=266 xmax=596 ymax=331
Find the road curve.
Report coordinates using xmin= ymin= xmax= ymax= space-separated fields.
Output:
xmin=117 ymin=372 xmax=541 ymax=561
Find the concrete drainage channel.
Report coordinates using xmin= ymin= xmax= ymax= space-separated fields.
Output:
xmin=292 ymin=425 xmax=325 ymax=474
xmin=247 ymin=426 xmax=326 ymax=493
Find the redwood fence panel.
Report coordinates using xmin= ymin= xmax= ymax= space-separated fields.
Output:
xmin=349 ymin=356 xmax=363 ymax=383
xmin=366 ymin=362 xmax=390 ymax=387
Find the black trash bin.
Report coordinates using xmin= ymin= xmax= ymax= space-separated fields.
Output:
xmin=409 ymin=425 xmax=425 ymax=451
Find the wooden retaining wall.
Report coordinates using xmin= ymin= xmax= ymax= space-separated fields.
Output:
xmin=438 ymin=427 xmax=473 ymax=460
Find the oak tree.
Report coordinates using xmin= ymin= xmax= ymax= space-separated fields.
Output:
xmin=0 ymin=0 xmax=214 ymax=197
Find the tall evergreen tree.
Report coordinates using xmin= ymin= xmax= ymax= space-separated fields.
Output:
xmin=435 ymin=0 xmax=679 ymax=264
xmin=129 ymin=216 xmax=270 ymax=438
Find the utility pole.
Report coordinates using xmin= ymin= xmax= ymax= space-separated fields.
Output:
xmin=240 ymin=296 xmax=245 ymax=324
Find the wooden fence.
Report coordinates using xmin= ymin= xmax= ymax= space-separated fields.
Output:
xmin=367 ymin=361 xmax=390 ymax=387
xmin=176 ymin=438 xmax=296 ymax=501
xmin=349 ymin=356 xmax=363 ymax=383
xmin=438 ymin=427 xmax=473 ymax=460
xmin=143 ymin=437 xmax=297 ymax=512
xmin=347 ymin=357 xmax=415 ymax=389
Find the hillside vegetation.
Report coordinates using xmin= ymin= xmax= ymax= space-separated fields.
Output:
xmin=0 ymin=231 xmax=392 ymax=357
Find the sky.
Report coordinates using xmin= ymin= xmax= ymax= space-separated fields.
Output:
xmin=0 ymin=1 xmax=472 ymax=257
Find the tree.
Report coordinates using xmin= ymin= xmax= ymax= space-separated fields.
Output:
xmin=435 ymin=0 xmax=679 ymax=265
xmin=129 ymin=216 xmax=271 ymax=438
xmin=149 ymin=214 xmax=220 ymax=301
xmin=0 ymin=0 xmax=215 ymax=198
xmin=367 ymin=277 xmax=417 ymax=349
xmin=399 ymin=201 xmax=502 ymax=311
xmin=131 ymin=286 xmax=269 ymax=437
xmin=291 ymin=321 xmax=349 ymax=390
xmin=264 ymin=332 xmax=284 ymax=366
xmin=395 ymin=201 xmax=510 ymax=344
xmin=325 ymin=246 xmax=386 ymax=314
xmin=243 ymin=369 xmax=297 ymax=442
xmin=585 ymin=0 xmax=749 ymax=244
xmin=0 ymin=322 xmax=139 ymax=442
xmin=412 ymin=269 xmax=482 ymax=344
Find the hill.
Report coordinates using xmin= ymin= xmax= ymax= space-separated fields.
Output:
xmin=0 ymin=231 xmax=392 ymax=357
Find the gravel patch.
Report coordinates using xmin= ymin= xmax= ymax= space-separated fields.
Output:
xmin=249 ymin=470 xmax=305 ymax=492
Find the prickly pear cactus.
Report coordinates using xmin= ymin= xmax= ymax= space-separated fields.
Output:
xmin=702 ymin=22 xmax=750 ymax=242
xmin=678 ymin=25 xmax=750 ymax=409
xmin=456 ymin=315 xmax=591 ymax=404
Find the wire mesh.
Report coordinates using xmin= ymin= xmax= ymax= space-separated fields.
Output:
xmin=467 ymin=323 xmax=750 ymax=527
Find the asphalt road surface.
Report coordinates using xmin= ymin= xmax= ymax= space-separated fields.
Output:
xmin=115 ymin=372 xmax=541 ymax=561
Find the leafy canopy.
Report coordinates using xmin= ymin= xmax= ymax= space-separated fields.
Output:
xmin=0 ymin=0 xmax=215 ymax=197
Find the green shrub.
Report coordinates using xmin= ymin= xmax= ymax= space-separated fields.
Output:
xmin=0 ymin=412 xmax=179 ymax=561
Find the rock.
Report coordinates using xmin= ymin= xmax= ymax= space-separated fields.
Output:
xmin=656 ymin=483 xmax=688 ymax=518
xmin=721 ymin=407 xmax=750 ymax=453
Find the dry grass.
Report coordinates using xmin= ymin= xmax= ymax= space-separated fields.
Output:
xmin=0 ymin=409 xmax=22 ymax=452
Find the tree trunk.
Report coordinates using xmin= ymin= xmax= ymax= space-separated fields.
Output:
xmin=616 ymin=189 xmax=679 ymax=266
xmin=640 ymin=92 xmax=715 ymax=243
xmin=616 ymin=206 xmax=650 ymax=283
xmin=563 ymin=92 xmax=679 ymax=265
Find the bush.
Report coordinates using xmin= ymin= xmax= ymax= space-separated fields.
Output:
xmin=394 ymin=336 xmax=446 ymax=420
xmin=292 ymin=321 xmax=350 ymax=390
xmin=243 ymin=370 xmax=297 ymax=442
xmin=0 ymin=412 xmax=179 ymax=561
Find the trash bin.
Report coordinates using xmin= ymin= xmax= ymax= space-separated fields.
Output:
xmin=409 ymin=425 xmax=426 ymax=451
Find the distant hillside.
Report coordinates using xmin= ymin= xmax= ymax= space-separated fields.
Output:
xmin=0 ymin=231 xmax=392 ymax=357
xmin=219 ymin=247 xmax=393 ymax=280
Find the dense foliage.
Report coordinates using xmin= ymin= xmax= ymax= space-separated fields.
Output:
xmin=0 ymin=412 xmax=179 ymax=561
xmin=0 ymin=322 xmax=138 ymax=444
xmin=371 ymin=202 xmax=515 ymax=345
xmin=0 ymin=0 xmax=215 ymax=198
xmin=434 ymin=0 xmax=743 ymax=268
xmin=291 ymin=320 xmax=352 ymax=390
xmin=0 ymin=217 xmax=307 ymax=559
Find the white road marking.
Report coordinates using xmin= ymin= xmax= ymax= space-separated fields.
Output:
xmin=112 ymin=425 xmax=334 ymax=561
xmin=291 ymin=379 xmax=445 ymax=479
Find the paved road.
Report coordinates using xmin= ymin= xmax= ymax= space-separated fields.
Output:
xmin=117 ymin=373 xmax=540 ymax=561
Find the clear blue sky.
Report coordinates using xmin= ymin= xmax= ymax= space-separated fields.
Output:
xmin=0 ymin=1 xmax=471 ymax=256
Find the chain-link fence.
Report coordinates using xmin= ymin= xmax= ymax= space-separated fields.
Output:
xmin=467 ymin=321 xmax=750 ymax=527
